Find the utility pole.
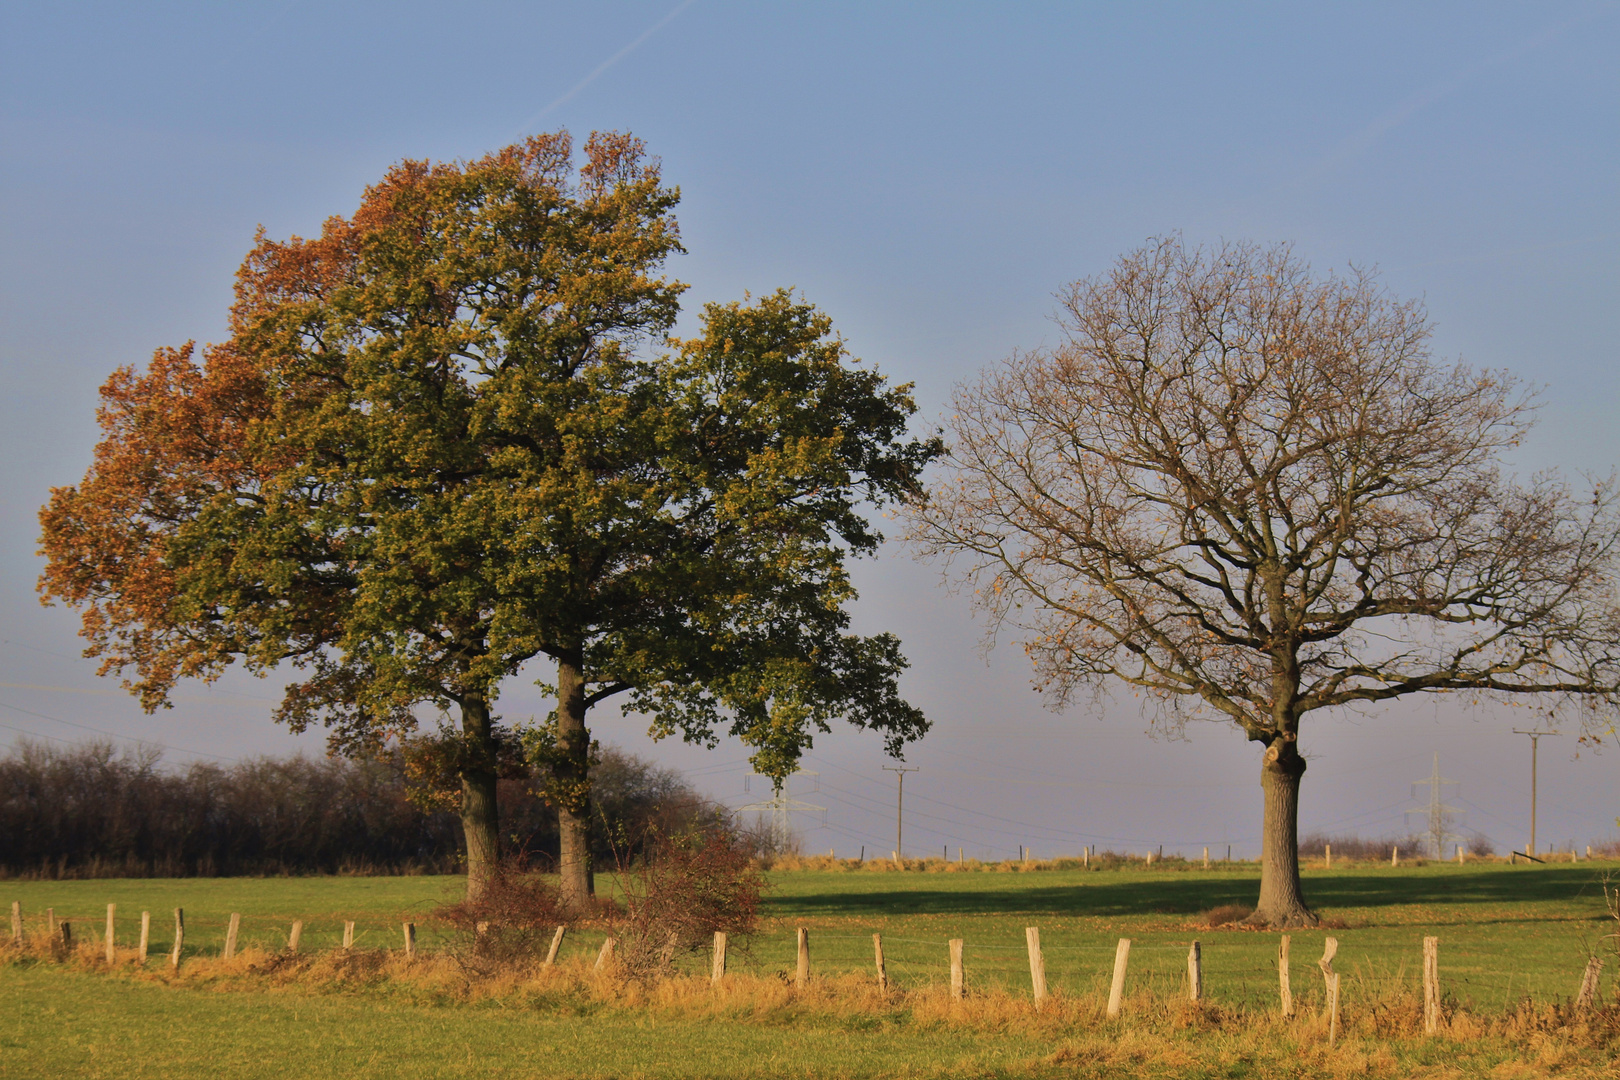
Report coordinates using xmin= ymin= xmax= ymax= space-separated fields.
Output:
xmin=1512 ymin=729 xmax=1560 ymax=857
xmin=882 ymin=765 xmax=918 ymax=858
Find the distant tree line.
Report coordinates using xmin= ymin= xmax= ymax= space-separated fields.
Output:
xmin=1297 ymin=832 xmax=1495 ymax=860
xmin=0 ymin=740 xmax=718 ymax=879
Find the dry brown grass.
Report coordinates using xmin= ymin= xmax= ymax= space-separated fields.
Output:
xmin=11 ymin=925 xmax=1619 ymax=1072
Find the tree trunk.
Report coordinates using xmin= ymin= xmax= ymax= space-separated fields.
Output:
xmin=460 ymin=692 xmax=500 ymax=901
xmin=1249 ymin=737 xmax=1318 ymax=928
xmin=554 ymin=650 xmax=594 ymax=910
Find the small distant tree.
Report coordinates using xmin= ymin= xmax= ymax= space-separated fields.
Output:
xmin=39 ymin=132 xmax=935 ymax=905
xmin=909 ymin=237 xmax=1620 ymax=927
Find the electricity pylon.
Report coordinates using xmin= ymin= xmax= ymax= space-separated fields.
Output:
xmin=739 ymin=770 xmax=824 ymax=852
xmin=1409 ymin=753 xmax=1462 ymax=859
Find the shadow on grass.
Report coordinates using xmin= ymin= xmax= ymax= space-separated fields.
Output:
xmin=766 ymin=866 xmax=1610 ymax=919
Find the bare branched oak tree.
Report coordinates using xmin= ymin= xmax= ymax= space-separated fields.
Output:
xmin=908 ymin=238 xmax=1620 ymax=927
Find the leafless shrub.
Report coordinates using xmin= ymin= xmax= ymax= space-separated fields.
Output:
xmin=608 ymin=825 xmax=764 ymax=978
xmin=733 ymin=815 xmax=802 ymax=865
xmin=433 ymin=864 xmax=602 ymax=971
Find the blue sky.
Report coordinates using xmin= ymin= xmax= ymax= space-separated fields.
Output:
xmin=2 ymin=2 xmax=1617 ymax=859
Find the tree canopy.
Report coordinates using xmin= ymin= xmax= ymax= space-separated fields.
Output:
xmin=909 ymin=236 xmax=1620 ymax=926
xmin=39 ymin=131 xmax=936 ymax=901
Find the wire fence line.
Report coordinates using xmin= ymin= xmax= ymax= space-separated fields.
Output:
xmin=12 ymin=897 xmax=1612 ymax=1013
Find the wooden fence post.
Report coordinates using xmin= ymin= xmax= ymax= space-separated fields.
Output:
xmin=57 ymin=921 xmax=71 ymax=960
xmin=1422 ymin=936 xmax=1439 ymax=1034
xmin=10 ymin=901 xmax=19 ymax=946
xmin=342 ymin=921 xmax=355 ymax=949
xmin=711 ymin=931 xmax=728 ymax=984
xmin=1202 ymin=846 xmax=1209 ymax=869
xmin=1576 ymin=957 xmax=1604 ymax=1011
xmin=1319 ymin=937 xmax=1340 ymax=1046
xmin=1278 ymin=934 xmax=1293 ymax=1017
xmin=138 ymin=911 xmax=150 ymax=964
xmin=402 ymin=922 xmax=416 ymax=960
xmin=1025 ymin=927 xmax=1047 ymax=1006
xmin=1107 ymin=938 xmax=1131 ymax=1018
xmin=1391 ymin=845 xmax=1399 ymax=867
xmin=1187 ymin=940 xmax=1203 ymax=1003
xmin=873 ymin=933 xmax=888 ymax=993
xmin=223 ymin=912 xmax=240 ymax=960
xmin=1327 ymin=971 xmax=1341 ymax=1044
xmin=544 ymin=926 xmax=566 ymax=966
xmin=170 ymin=909 xmax=184 ymax=969
xmin=1325 ymin=843 xmax=1331 ymax=869
xmin=795 ymin=927 xmax=810 ymax=989
xmin=949 ymin=939 xmax=965 ymax=1001
xmin=594 ymin=937 xmax=616 ymax=971
xmin=1082 ymin=847 xmax=1089 ymax=868
xmin=288 ymin=921 xmax=303 ymax=954
xmin=105 ymin=904 xmax=116 ymax=965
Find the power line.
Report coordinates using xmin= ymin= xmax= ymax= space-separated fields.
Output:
xmin=805 ymin=756 xmax=1258 ymax=849
xmin=0 ymin=679 xmax=275 ymax=705
xmin=0 ymin=699 xmax=238 ymax=763
xmin=0 ymin=719 xmax=84 ymax=746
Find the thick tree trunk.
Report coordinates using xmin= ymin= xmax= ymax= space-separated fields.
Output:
xmin=459 ymin=692 xmax=500 ymax=901
xmin=554 ymin=650 xmax=594 ymax=910
xmin=1248 ymin=737 xmax=1318 ymax=928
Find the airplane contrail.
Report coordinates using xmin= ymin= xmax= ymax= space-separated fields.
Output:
xmin=517 ymin=0 xmax=699 ymax=134
xmin=1301 ymin=7 xmax=1611 ymax=185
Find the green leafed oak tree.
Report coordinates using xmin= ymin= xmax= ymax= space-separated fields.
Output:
xmin=38 ymin=132 xmax=937 ymax=903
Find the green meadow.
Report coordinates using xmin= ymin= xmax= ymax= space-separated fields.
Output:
xmin=3 ymin=860 xmax=1617 ymax=1078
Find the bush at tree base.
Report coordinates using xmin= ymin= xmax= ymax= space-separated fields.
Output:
xmin=432 ymin=864 xmax=597 ymax=969
xmin=432 ymin=824 xmax=764 ymax=977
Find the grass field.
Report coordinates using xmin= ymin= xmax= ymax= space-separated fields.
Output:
xmin=3 ymin=860 xmax=1619 ymax=1078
